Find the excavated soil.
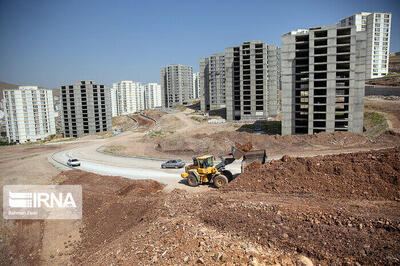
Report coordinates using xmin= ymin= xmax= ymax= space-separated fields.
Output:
xmin=59 ymin=170 xmax=165 ymax=264
xmin=44 ymin=155 xmax=400 ymax=265
xmin=222 ymin=147 xmax=400 ymax=200
xmin=200 ymin=192 xmax=400 ymax=265
xmin=235 ymin=141 xmax=253 ymax=152
xmin=154 ymin=130 xmax=400 ymax=159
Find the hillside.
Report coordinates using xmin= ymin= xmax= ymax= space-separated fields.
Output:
xmin=0 ymin=82 xmax=60 ymax=100
xmin=0 ymin=81 xmax=19 ymax=100
xmin=365 ymin=52 xmax=400 ymax=87
xmin=389 ymin=52 xmax=400 ymax=73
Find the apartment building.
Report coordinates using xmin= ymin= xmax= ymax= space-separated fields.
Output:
xmin=111 ymin=81 xmax=145 ymax=117
xmin=200 ymin=53 xmax=226 ymax=112
xmin=225 ymin=41 xmax=280 ymax=121
xmin=193 ymin=72 xmax=200 ymax=99
xmin=144 ymin=83 xmax=162 ymax=109
xmin=60 ymin=80 xmax=112 ymax=138
xmin=281 ymin=24 xmax=367 ymax=135
xmin=160 ymin=64 xmax=193 ymax=107
xmin=339 ymin=12 xmax=391 ymax=78
xmin=3 ymin=86 xmax=56 ymax=143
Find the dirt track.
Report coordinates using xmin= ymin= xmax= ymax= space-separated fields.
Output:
xmin=365 ymin=97 xmax=400 ymax=132
xmin=103 ymin=106 xmax=400 ymax=160
xmin=131 ymin=113 xmax=156 ymax=132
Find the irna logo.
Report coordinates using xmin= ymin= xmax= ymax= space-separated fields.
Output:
xmin=3 ymin=185 xmax=82 ymax=219
xmin=8 ymin=191 xmax=77 ymax=208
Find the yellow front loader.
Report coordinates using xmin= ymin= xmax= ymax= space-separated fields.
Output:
xmin=181 ymin=146 xmax=267 ymax=188
xmin=180 ymin=155 xmax=232 ymax=188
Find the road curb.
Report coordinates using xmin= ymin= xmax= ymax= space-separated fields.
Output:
xmin=49 ymin=149 xmax=74 ymax=170
xmin=96 ymin=145 xmax=169 ymax=161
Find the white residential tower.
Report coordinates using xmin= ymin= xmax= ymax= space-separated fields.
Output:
xmin=339 ymin=12 xmax=391 ymax=78
xmin=3 ymin=86 xmax=56 ymax=143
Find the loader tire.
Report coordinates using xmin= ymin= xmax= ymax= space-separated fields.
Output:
xmin=187 ymin=174 xmax=198 ymax=187
xmin=214 ymin=175 xmax=228 ymax=188
xmin=222 ymin=170 xmax=233 ymax=182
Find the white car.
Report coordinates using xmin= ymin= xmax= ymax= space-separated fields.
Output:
xmin=67 ymin=158 xmax=81 ymax=167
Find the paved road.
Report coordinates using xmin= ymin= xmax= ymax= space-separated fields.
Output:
xmin=51 ymin=140 xmax=242 ymax=185
xmin=365 ymin=86 xmax=400 ymax=96
xmin=51 ymin=142 xmax=182 ymax=185
xmin=49 ymin=111 xmax=243 ymax=186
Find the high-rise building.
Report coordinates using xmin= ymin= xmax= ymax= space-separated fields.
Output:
xmin=160 ymin=64 xmax=193 ymax=107
xmin=3 ymin=86 xmax=56 ymax=143
xmin=60 ymin=80 xmax=112 ymax=138
xmin=111 ymin=81 xmax=144 ymax=117
xmin=144 ymin=83 xmax=162 ymax=109
xmin=339 ymin=12 xmax=391 ymax=78
xmin=200 ymin=53 xmax=226 ymax=112
xmin=281 ymin=24 xmax=367 ymax=135
xmin=192 ymin=72 xmax=200 ymax=99
xmin=225 ymin=41 xmax=280 ymax=121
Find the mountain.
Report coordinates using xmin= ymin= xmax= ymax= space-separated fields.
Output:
xmin=389 ymin=52 xmax=400 ymax=73
xmin=0 ymin=81 xmax=19 ymax=100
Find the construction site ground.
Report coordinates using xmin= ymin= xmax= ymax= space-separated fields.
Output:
xmin=103 ymin=99 xmax=400 ymax=160
xmin=0 ymin=98 xmax=399 ymax=265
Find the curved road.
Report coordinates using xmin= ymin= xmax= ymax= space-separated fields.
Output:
xmin=51 ymin=141 xmax=183 ymax=185
xmin=49 ymin=113 xmax=242 ymax=186
xmin=50 ymin=111 xmax=384 ymax=186
xmin=50 ymin=139 xmax=241 ymax=185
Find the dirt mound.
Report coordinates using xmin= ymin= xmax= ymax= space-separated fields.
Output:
xmin=57 ymin=170 xmax=165 ymax=264
xmin=46 ymin=170 xmax=400 ymax=265
xmin=200 ymin=192 xmax=400 ymax=265
xmin=153 ymin=130 xmax=400 ymax=159
xmin=222 ymin=148 xmax=400 ymax=200
xmin=235 ymin=141 xmax=253 ymax=152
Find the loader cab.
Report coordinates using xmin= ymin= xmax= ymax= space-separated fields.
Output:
xmin=197 ymin=155 xmax=214 ymax=168
xmin=196 ymin=155 xmax=215 ymax=174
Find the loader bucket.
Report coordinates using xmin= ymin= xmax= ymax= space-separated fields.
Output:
xmin=231 ymin=146 xmax=245 ymax=160
xmin=240 ymin=149 xmax=267 ymax=173
xmin=243 ymin=149 xmax=267 ymax=164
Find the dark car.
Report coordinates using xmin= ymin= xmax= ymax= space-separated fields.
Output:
xmin=161 ymin=159 xmax=185 ymax=169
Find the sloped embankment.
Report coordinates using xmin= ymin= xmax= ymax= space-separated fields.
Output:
xmin=222 ymin=147 xmax=400 ymax=200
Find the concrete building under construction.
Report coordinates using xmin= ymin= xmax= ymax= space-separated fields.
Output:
xmin=225 ymin=41 xmax=280 ymax=121
xmin=160 ymin=64 xmax=193 ymax=108
xmin=200 ymin=53 xmax=226 ymax=112
xmin=200 ymin=41 xmax=280 ymax=121
xmin=281 ymin=24 xmax=367 ymax=135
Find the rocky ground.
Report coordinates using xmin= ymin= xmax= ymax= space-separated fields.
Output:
xmin=2 ymin=103 xmax=400 ymax=265
xmin=14 ymin=146 xmax=397 ymax=265
xmin=103 ymin=100 xmax=400 ymax=161
xmin=153 ymin=130 xmax=400 ymax=159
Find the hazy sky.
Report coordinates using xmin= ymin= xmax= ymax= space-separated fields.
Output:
xmin=0 ymin=0 xmax=398 ymax=88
